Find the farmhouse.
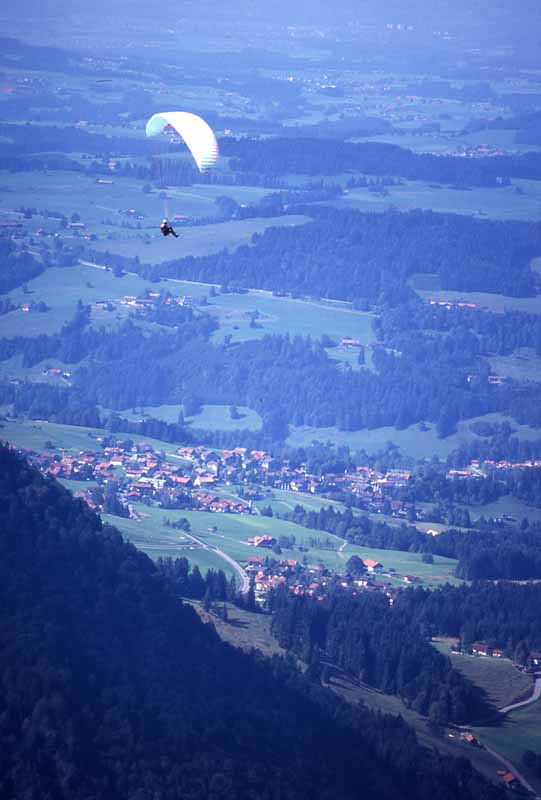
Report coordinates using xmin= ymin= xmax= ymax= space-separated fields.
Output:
xmin=247 ymin=535 xmax=276 ymax=548
xmin=363 ymin=559 xmax=383 ymax=573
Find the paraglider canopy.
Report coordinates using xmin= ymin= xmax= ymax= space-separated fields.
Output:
xmin=145 ymin=112 xmax=219 ymax=173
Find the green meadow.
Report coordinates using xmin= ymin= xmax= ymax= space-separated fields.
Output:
xmin=117 ymin=403 xmax=263 ymax=432
xmin=209 ymin=292 xmax=376 ymax=345
xmin=333 ymin=178 xmax=541 ymax=222
xmin=433 ymin=640 xmax=534 ymax=710
xmin=0 ymin=416 xmax=184 ymax=458
xmin=415 ymin=287 xmax=541 ymax=314
xmin=488 ymin=349 xmax=541 ymax=383
xmin=287 ymin=413 xmax=541 ymax=461
xmin=474 ymin=700 xmax=541 ymax=795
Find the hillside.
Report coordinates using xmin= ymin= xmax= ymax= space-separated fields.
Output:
xmin=0 ymin=444 xmax=506 ymax=800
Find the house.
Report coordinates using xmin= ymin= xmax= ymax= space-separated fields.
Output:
xmin=363 ymin=559 xmax=383 ymax=574
xmin=529 ymin=652 xmax=541 ymax=669
xmin=499 ymin=772 xmax=518 ymax=788
xmin=492 ymin=648 xmax=504 ymax=658
xmin=471 ymin=642 xmax=489 ymax=657
xmin=247 ymin=535 xmax=276 ymax=548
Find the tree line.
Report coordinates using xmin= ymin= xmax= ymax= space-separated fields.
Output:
xmin=270 ymin=588 xmax=494 ymax=728
xmin=219 ymin=136 xmax=541 ymax=186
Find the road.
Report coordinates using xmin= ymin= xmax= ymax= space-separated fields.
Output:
xmin=499 ymin=677 xmax=541 ymax=714
xmin=184 ymin=531 xmax=250 ymax=594
xmin=483 ymin=744 xmax=540 ymax=798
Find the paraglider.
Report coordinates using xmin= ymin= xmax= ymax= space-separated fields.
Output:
xmin=146 ymin=111 xmax=218 ymax=239
xmin=160 ymin=219 xmax=178 ymax=238
xmin=145 ymin=112 xmax=219 ymax=173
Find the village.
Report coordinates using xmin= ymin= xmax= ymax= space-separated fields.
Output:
xmin=17 ymin=435 xmax=418 ymax=519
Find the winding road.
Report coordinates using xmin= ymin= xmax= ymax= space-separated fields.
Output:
xmin=184 ymin=531 xmax=250 ymax=594
xmin=499 ymin=677 xmax=541 ymax=715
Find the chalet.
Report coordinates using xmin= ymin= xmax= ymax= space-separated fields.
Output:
xmin=247 ymin=535 xmax=276 ymax=548
xmin=363 ymin=559 xmax=383 ymax=574
xmin=492 ymin=648 xmax=504 ymax=658
xmin=471 ymin=642 xmax=489 ymax=657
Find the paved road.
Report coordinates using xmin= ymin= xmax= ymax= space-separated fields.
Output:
xmin=500 ymin=677 xmax=541 ymax=714
xmin=185 ymin=531 xmax=250 ymax=594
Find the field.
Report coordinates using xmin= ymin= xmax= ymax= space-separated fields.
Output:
xmin=116 ymin=403 xmax=263 ymax=432
xmin=415 ymin=287 xmax=541 ymax=314
xmin=0 ymin=416 xmax=187 ymax=458
xmin=0 ymin=259 xmax=375 ymax=354
xmin=287 ymin=413 xmax=537 ymax=461
xmin=474 ymin=700 xmax=541 ymax=795
xmin=208 ymin=291 xmax=376 ymax=346
xmin=488 ymin=349 xmax=541 ymax=383
xmin=333 ymin=178 xmax=541 ymax=221
xmin=459 ymin=495 xmax=541 ymax=525
xmin=0 ymin=166 xmax=312 ymax=263
xmin=432 ymin=639 xmax=534 ymax=710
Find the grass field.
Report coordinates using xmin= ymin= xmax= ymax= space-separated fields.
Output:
xmin=489 ymin=349 xmax=541 ymax=383
xmin=91 ymin=215 xmax=311 ymax=263
xmin=163 ymin=508 xmax=459 ymax=586
xmin=287 ymin=413 xmax=541 ymax=461
xmin=460 ymin=495 xmax=541 ymax=525
xmin=415 ymin=287 xmax=541 ymax=314
xmin=0 ymin=167 xmax=310 ymax=263
xmin=433 ymin=639 xmax=534 ymax=710
xmin=0 ymin=260 xmax=375 ymax=355
xmin=333 ymin=178 xmax=541 ymax=221
xmin=116 ymin=403 xmax=263 ymax=432
xmin=208 ymin=291 xmax=376 ymax=345
xmin=474 ymin=700 xmax=541 ymax=794
xmin=0 ymin=416 xmax=185 ymax=458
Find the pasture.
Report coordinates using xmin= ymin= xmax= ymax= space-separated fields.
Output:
xmin=333 ymin=178 xmax=541 ymax=222
xmin=209 ymin=291 xmax=376 ymax=345
xmin=415 ymin=287 xmax=541 ymax=314
xmin=164 ymin=508 xmax=459 ymax=587
xmin=287 ymin=413 xmax=541 ymax=461
xmin=488 ymin=349 xmax=541 ymax=383
xmin=0 ymin=416 xmax=185 ymax=458
xmin=0 ymin=258 xmax=375 ymax=355
xmin=474 ymin=700 xmax=541 ymax=795
xmin=432 ymin=640 xmax=534 ymax=710
xmin=117 ymin=403 xmax=263 ymax=432
xmin=0 ymin=167 xmax=309 ymax=264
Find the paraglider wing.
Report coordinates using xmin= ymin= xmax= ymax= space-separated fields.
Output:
xmin=145 ymin=112 xmax=219 ymax=172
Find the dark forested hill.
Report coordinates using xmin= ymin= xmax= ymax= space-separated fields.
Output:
xmin=220 ymin=137 xmax=541 ymax=186
xmin=0 ymin=445 xmax=505 ymax=800
xmin=158 ymin=207 xmax=540 ymax=300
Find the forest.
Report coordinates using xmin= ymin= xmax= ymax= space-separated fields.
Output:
xmin=0 ymin=445 xmax=506 ymax=800
xmin=270 ymin=588 xmax=494 ymax=727
xmin=219 ymin=136 xmax=541 ymax=185
xmin=394 ymin=582 xmax=541 ymax=657
xmin=156 ymin=206 xmax=540 ymax=300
